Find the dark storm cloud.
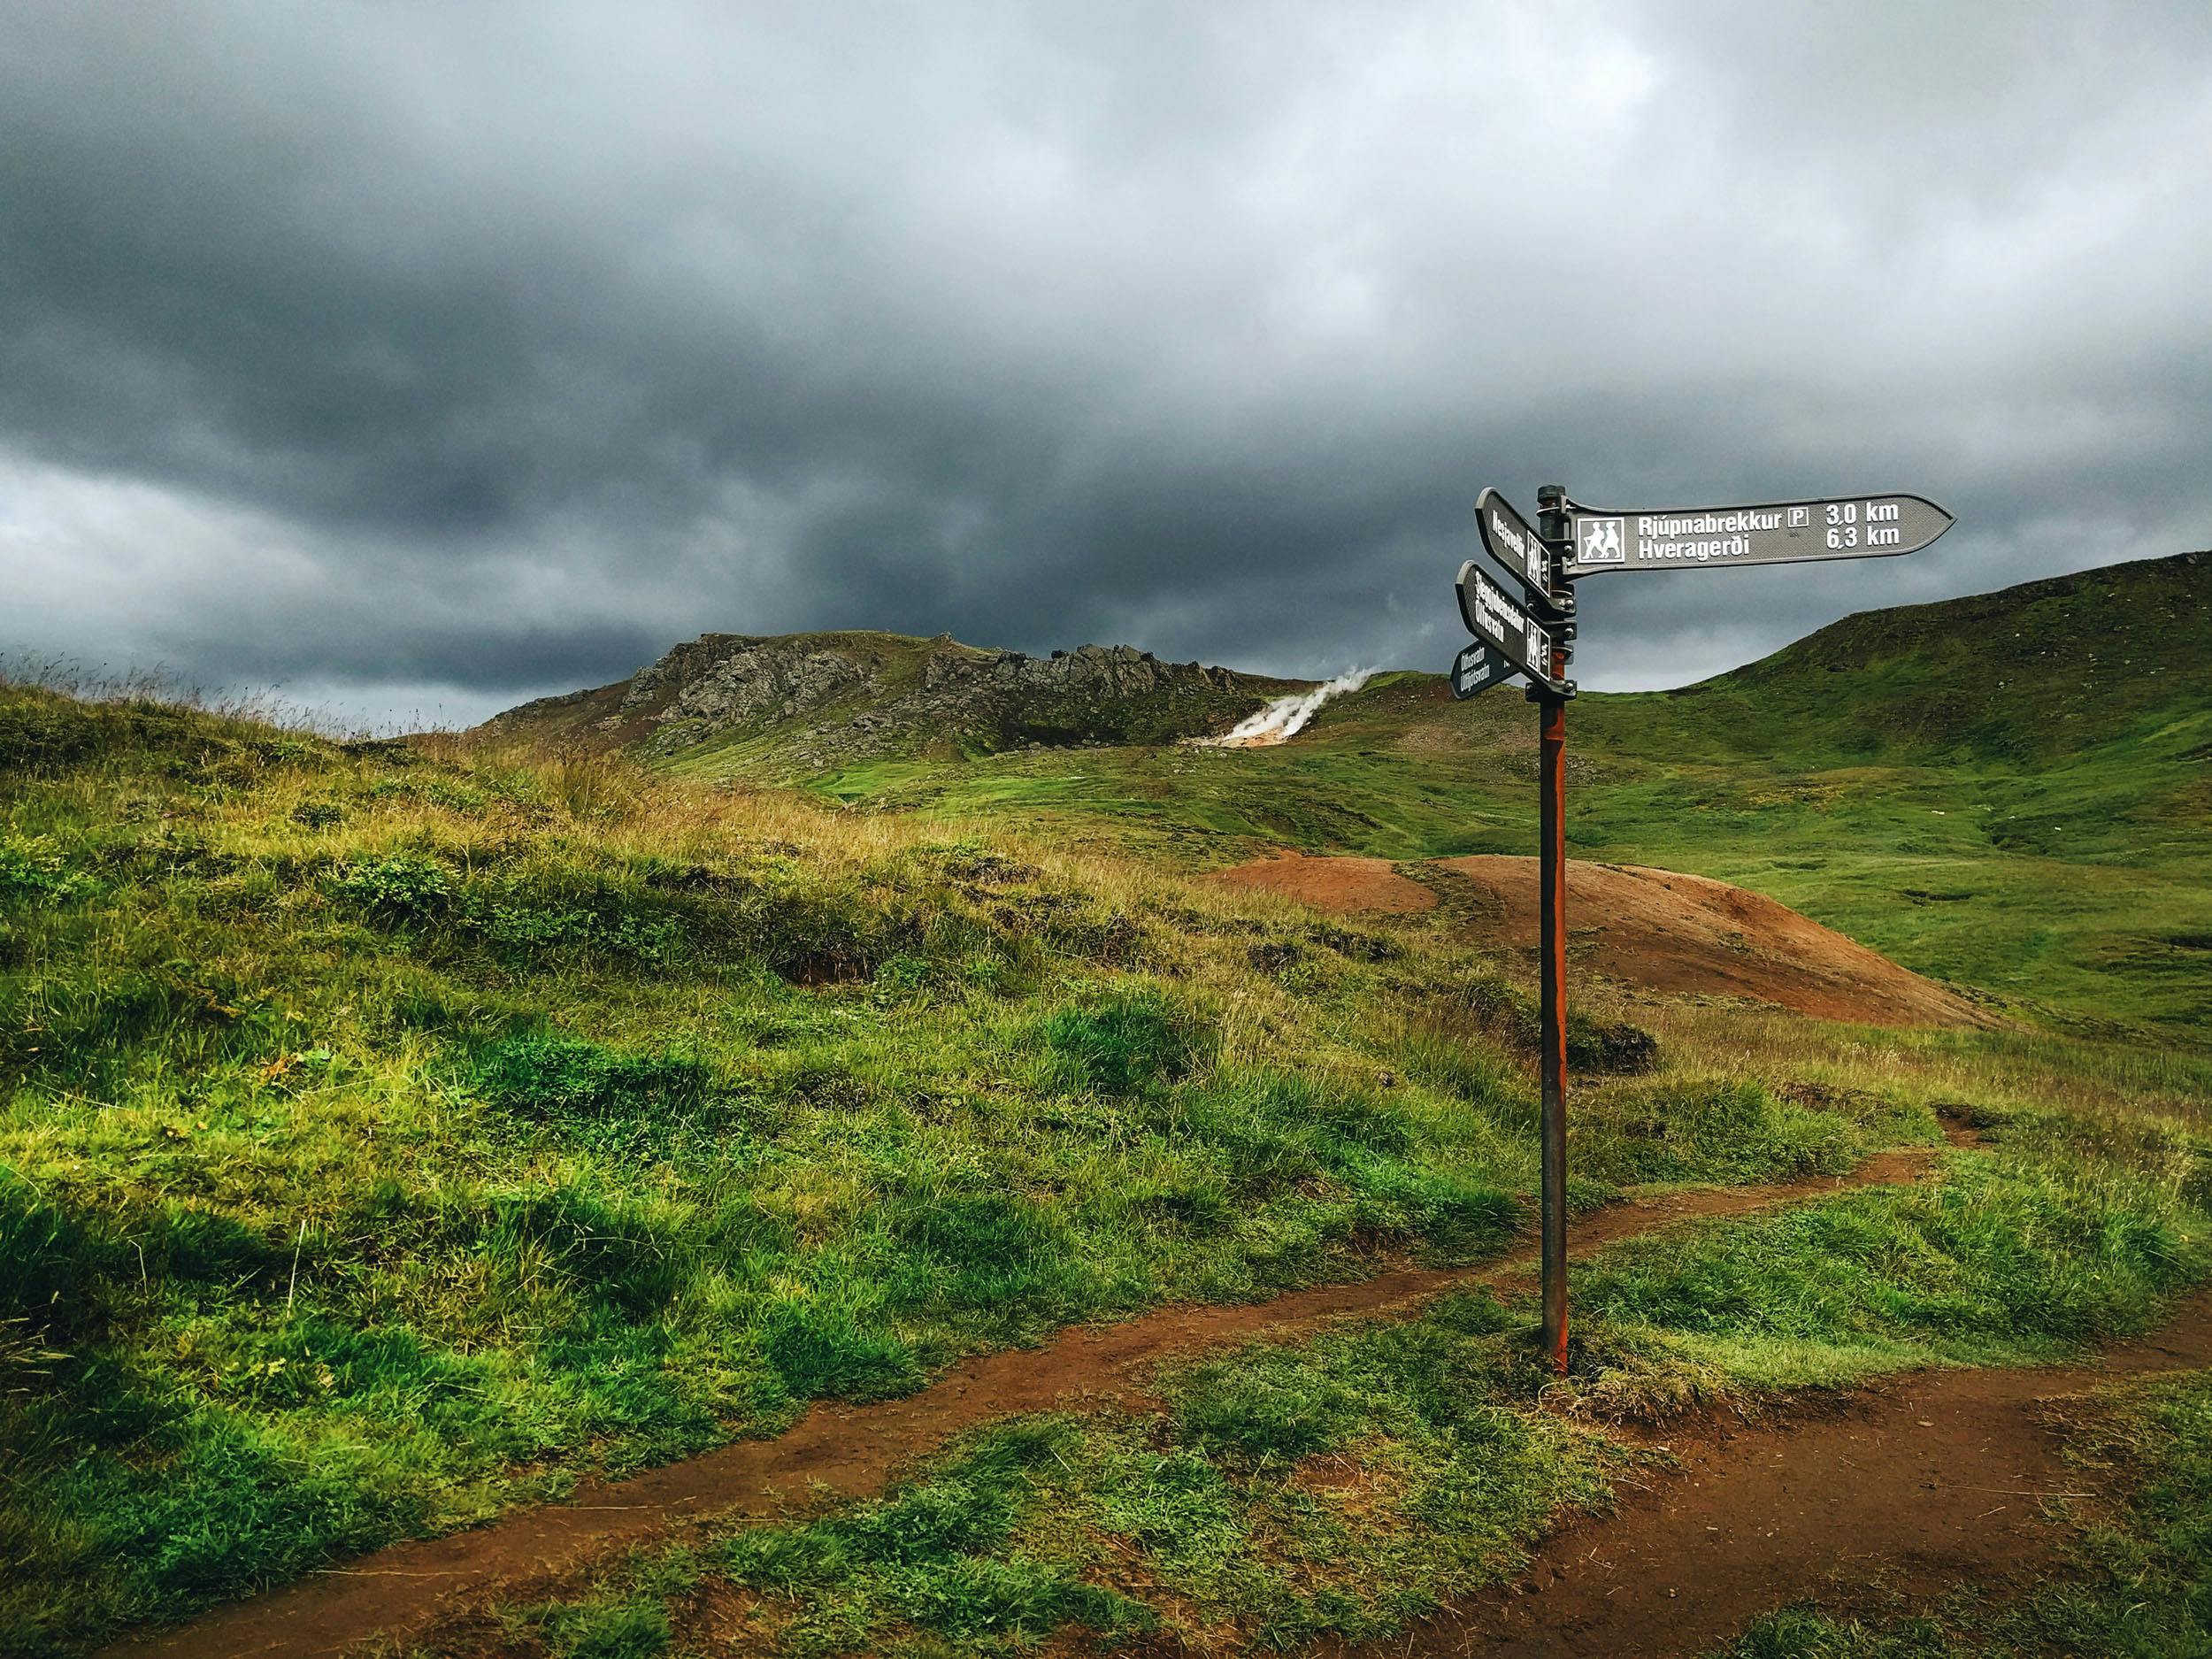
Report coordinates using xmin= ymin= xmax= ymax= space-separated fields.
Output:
xmin=2 ymin=1 xmax=2208 ymax=724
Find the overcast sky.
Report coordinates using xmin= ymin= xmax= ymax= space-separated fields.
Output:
xmin=3 ymin=3 xmax=2208 ymax=728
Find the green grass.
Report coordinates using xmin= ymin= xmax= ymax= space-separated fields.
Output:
xmin=1574 ymin=1122 xmax=2208 ymax=1396
xmin=6 ymin=619 xmax=2211 ymax=1659
xmin=0 ymin=680 xmax=1686 ymax=1652
xmin=786 ymin=711 xmax=2211 ymax=1033
xmin=421 ymin=1293 xmax=1621 ymax=1658
xmin=427 ymin=1116 xmax=2209 ymax=1656
xmin=660 ymin=554 xmax=2212 ymax=1036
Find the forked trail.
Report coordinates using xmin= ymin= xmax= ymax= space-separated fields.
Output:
xmin=108 ymin=1140 xmax=1988 ymax=1659
xmin=1351 ymin=1294 xmax=2212 ymax=1658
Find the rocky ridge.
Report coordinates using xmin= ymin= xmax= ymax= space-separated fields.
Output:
xmin=479 ymin=630 xmax=1297 ymax=771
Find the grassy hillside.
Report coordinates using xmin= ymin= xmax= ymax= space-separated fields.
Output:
xmin=4 ymin=677 xmax=2211 ymax=1656
xmin=742 ymin=554 xmax=2212 ymax=1034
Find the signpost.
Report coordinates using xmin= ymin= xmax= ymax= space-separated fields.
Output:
xmin=1449 ymin=641 xmax=1513 ymax=701
xmin=1455 ymin=559 xmax=1568 ymax=692
xmin=1476 ymin=488 xmax=1567 ymax=614
xmin=1451 ymin=481 xmax=1953 ymax=1375
xmin=1563 ymin=493 xmax=1954 ymax=579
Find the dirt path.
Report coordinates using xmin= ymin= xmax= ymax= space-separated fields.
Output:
xmin=100 ymin=1151 xmax=1947 ymax=1659
xmin=1356 ymin=1295 xmax=2212 ymax=1658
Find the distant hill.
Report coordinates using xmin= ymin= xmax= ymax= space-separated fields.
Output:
xmin=1295 ymin=547 xmax=2212 ymax=755
xmin=478 ymin=630 xmax=1303 ymax=772
xmin=1644 ymin=548 xmax=2212 ymax=764
xmin=495 ymin=552 xmax=2211 ymax=782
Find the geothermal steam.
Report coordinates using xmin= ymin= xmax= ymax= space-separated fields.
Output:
xmin=1190 ymin=668 xmax=1375 ymax=749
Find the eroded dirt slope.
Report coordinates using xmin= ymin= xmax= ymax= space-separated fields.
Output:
xmin=1205 ymin=849 xmax=1440 ymax=916
xmin=1210 ymin=852 xmax=1987 ymax=1028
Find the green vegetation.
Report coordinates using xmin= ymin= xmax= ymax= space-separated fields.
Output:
xmin=442 ymin=1293 xmax=1617 ymax=1658
xmin=432 ymin=1115 xmax=2208 ymax=1655
xmin=1576 ymin=1115 xmax=2207 ymax=1395
xmin=679 ymin=553 xmax=2212 ymax=1036
xmin=4 ymin=551 xmax=2208 ymax=1658
xmin=2 ymin=676 xmax=1811 ymax=1653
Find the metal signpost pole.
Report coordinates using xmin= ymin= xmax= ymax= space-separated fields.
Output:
xmin=1452 ymin=479 xmax=1946 ymax=1377
xmin=1533 ymin=484 xmax=1572 ymax=1377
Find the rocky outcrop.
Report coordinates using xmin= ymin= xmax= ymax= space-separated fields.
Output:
xmin=479 ymin=630 xmax=1296 ymax=772
xmin=620 ymin=636 xmax=878 ymax=726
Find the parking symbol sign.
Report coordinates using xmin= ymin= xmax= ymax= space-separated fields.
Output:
xmin=1578 ymin=516 xmax=1625 ymax=565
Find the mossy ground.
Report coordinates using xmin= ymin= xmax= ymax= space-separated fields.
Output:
xmin=431 ymin=1120 xmax=2209 ymax=1657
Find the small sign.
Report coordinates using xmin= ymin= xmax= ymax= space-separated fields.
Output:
xmin=1563 ymin=493 xmax=1954 ymax=577
xmin=1455 ymin=559 xmax=1562 ymax=689
xmin=1475 ymin=488 xmax=1561 ymax=611
xmin=1451 ymin=641 xmax=1516 ymax=700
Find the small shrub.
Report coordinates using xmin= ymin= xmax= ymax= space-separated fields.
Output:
xmin=0 ymin=840 xmax=93 ymax=907
xmin=870 ymin=953 xmax=932 ymax=1003
xmin=757 ymin=1301 xmax=922 ymax=1401
xmin=328 ymin=855 xmax=452 ymax=924
xmin=1043 ymin=991 xmax=1205 ymax=1095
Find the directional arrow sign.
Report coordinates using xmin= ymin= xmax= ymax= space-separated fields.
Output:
xmin=1563 ymin=493 xmax=1953 ymax=578
xmin=1456 ymin=559 xmax=1563 ymax=690
xmin=1450 ymin=641 xmax=1516 ymax=700
xmin=1475 ymin=487 xmax=1562 ymax=611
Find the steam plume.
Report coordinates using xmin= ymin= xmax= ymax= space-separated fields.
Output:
xmin=1190 ymin=668 xmax=1374 ymax=749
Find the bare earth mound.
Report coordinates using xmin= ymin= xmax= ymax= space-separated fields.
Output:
xmin=1207 ymin=849 xmax=1440 ymax=915
xmin=1210 ymin=851 xmax=1985 ymax=1027
xmin=1440 ymin=856 xmax=1985 ymax=1028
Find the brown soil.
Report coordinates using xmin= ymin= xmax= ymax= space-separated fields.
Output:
xmin=1210 ymin=849 xmax=1987 ymax=1028
xmin=1439 ymin=856 xmax=1987 ymax=1028
xmin=1353 ymin=1294 xmax=2212 ymax=1659
xmin=1206 ymin=849 xmax=1439 ymax=916
xmin=100 ymin=1153 xmax=1945 ymax=1659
